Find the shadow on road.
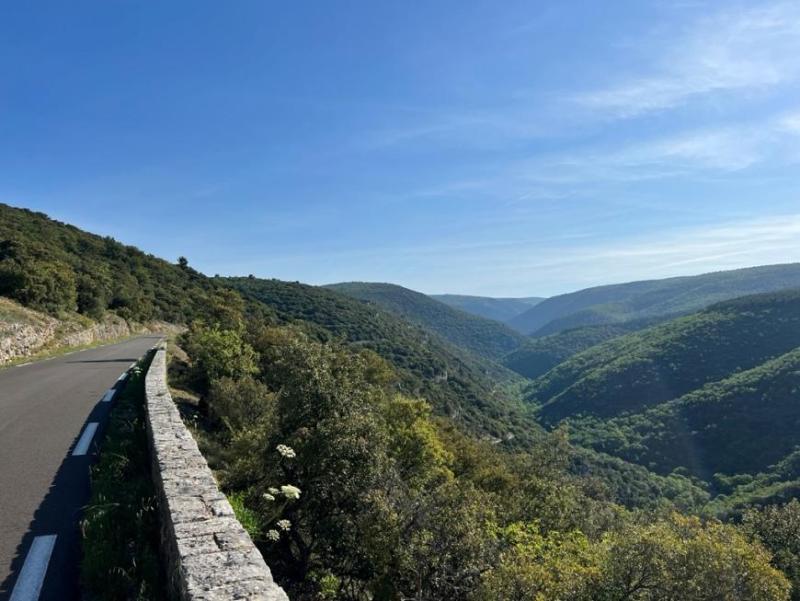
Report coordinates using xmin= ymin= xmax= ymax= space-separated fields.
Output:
xmin=0 ymin=385 xmax=123 ymax=601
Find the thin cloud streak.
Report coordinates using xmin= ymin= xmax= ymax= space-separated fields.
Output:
xmin=201 ymin=213 xmax=800 ymax=298
xmin=576 ymin=2 xmax=800 ymax=118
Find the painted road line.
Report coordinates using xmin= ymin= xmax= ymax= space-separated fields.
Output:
xmin=72 ymin=422 xmax=99 ymax=456
xmin=101 ymin=388 xmax=116 ymax=403
xmin=9 ymin=534 xmax=57 ymax=601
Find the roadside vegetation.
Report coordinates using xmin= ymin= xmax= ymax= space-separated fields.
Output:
xmin=174 ymin=300 xmax=798 ymax=600
xmin=81 ymin=354 xmax=165 ymax=601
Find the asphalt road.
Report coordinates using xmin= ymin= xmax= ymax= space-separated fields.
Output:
xmin=0 ymin=335 xmax=162 ymax=601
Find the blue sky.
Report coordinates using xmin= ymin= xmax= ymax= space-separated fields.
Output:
xmin=2 ymin=1 xmax=799 ymax=297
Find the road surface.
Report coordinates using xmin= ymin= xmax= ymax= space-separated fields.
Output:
xmin=0 ymin=335 xmax=162 ymax=601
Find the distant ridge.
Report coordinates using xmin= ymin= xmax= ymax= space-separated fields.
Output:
xmin=508 ymin=263 xmax=800 ymax=335
xmin=431 ymin=294 xmax=544 ymax=323
xmin=326 ymin=282 xmax=528 ymax=360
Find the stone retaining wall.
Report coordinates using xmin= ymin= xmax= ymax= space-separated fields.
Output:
xmin=145 ymin=345 xmax=288 ymax=601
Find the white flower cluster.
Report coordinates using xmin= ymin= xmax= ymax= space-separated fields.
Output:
xmin=266 ymin=529 xmax=280 ymax=542
xmin=276 ymin=444 xmax=296 ymax=459
xmin=262 ymin=493 xmax=275 ymax=502
xmin=277 ymin=519 xmax=292 ymax=531
xmin=268 ymin=487 xmax=280 ymax=495
xmin=281 ymin=485 xmax=301 ymax=500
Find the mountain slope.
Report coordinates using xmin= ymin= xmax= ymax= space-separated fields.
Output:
xmin=327 ymin=282 xmax=528 ymax=360
xmin=509 ymin=263 xmax=800 ymax=335
xmin=223 ymin=277 xmax=539 ymax=444
xmin=527 ymin=289 xmax=800 ymax=424
xmin=573 ymin=347 xmax=800 ymax=481
xmin=431 ymin=294 xmax=544 ymax=323
xmin=0 ymin=203 xmax=232 ymax=324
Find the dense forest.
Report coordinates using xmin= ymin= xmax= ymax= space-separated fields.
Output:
xmin=528 ymin=290 xmax=800 ymax=423
xmin=326 ymin=282 xmax=528 ymax=360
xmin=502 ymin=321 xmax=649 ymax=380
xmin=3 ymin=202 xmax=800 ymax=600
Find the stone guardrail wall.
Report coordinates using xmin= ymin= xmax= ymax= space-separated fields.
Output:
xmin=145 ymin=345 xmax=288 ymax=601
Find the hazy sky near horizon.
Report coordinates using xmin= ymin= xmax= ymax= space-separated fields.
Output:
xmin=2 ymin=1 xmax=800 ymax=297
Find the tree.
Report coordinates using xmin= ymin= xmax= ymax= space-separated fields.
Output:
xmin=596 ymin=513 xmax=790 ymax=601
xmin=182 ymin=325 xmax=259 ymax=391
xmin=743 ymin=500 xmax=800 ymax=600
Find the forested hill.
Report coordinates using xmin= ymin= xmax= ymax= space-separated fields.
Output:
xmin=431 ymin=293 xmax=544 ymax=322
xmin=502 ymin=322 xmax=638 ymax=379
xmin=0 ymin=203 xmax=242 ymax=324
xmin=508 ymin=263 xmax=800 ymax=335
xmin=222 ymin=277 xmax=537 ymax=444
xmin=528 ymin=288 xmax=800 ymax=424
xmin=527 ymin=289 xmax=800 ymax=512
xmin=326 ymin=282 xmax=528 ymax=360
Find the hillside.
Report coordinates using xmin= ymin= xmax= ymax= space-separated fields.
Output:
xmin=327 ymin=282 xmax=528 ymax=360
xmin=223 ymin=277 xmax=538 ymax=444
xmin=509 ymin=263 xmax=800 ymax=335
xmin=527 ymin=289 xmax=800 ymax=425
xmin=572 ymin=347 xmax=800 ymax=482
xmin=502 ymin=315 xmax=674 ymax=380
xmin=0 ymin=203 xmax=240 ymax=324
xmin=431 ymin=293 xmax=544 ymax=322
xmin=503 ymin=322 xmax=639 ymax=380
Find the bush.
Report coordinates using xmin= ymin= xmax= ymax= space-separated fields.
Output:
xmin=182 ymin=325 xmax=259 ymax=391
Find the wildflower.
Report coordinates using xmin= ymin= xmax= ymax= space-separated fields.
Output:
xmin=268 ymin=487 xmax=280 ymax=495
xmin=262 ymin=493 xmax=275 ymax=502
xmin=277 ymin=519 xmax=291 ymax=531
xmin=276 ymin=444 xmax=296 ymax=459
xmin=281 ymin=485 xmax=301 ymax=500
xmin=266 ymin=529 xmax=280 ymax=542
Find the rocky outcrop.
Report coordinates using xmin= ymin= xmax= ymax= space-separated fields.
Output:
xmin=0 ymin=296 xmax=183 ymax=365
xmin=144 ymin=345 xmax=288 ymax=601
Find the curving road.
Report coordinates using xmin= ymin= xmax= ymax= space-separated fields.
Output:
xmin=0 ymin=335 xmax=162 ymax=601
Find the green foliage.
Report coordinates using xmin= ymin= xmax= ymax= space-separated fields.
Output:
xmin=528 ymin=289 xmax=800 ymax=424
xmin=743 ymin=500 xmax=800 ymax=600
xmin=509 ymin=262 xmax=800 ymax=335
xmin=192 ymin=327 xmax=608 ymax=600
xmin=81 ymin=358 xmax=165 ymax=601
xmin=476 ymin=514 xmax=791 ymax=601
xmin=0 ymin=256 xmax=78 ymax=314
xmin=208 ymin=375 xmax=276 ymax=433
xmin=571 ymin=347 xmax=800 ymax=481
xmin=503 ymin=323 xmax=636 ymax=379
xmin=0 ymin=202 xmax=250 ymax=322
xmin=227 ymin=491 xmax=265 ymax=540
xmin=224 ymin=276 xmax=539 ymax=446
xmin=593 ymin=513 xmax=790 ymax=601
xmin=328 ymin=282 xmax=528 ymax=360
xmin=474 ymin=524 xmax=599 ymax=601
xmin=182 ymin=325 xmax=259 ymax=391
xmin=431 ymin=293 xmax=544 ymax=323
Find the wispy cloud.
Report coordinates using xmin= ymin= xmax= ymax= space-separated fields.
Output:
xmin=576 ymin=2 xmax=800 ymax=118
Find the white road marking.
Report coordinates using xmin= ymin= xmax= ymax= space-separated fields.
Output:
xmin=9 ymin=534 xmax=57 ymax=601
xmin=101 ymin=389 xmax=115 ymax=403
xmin=72 ymin=422 xmax=99 ymax=456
